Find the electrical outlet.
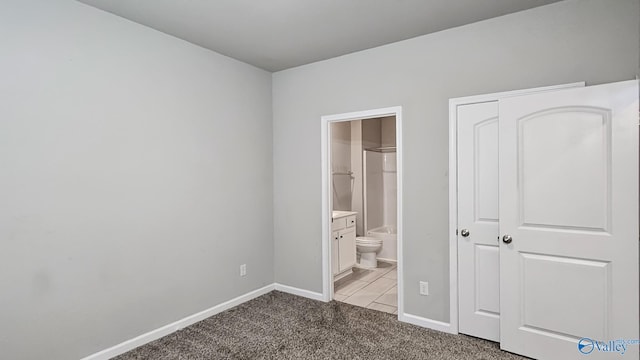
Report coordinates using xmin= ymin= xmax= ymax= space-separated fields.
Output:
xmin=419 ymin=281 xmax=429 ymax=296
xmin=240 ymin=264 xmax=247 ymax=277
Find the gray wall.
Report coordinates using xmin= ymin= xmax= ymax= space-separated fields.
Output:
xmin=350 ymin=121 xmax=364 ymax=235
xmin=273 ymin=0 xmax=639 ymax=322
xmin=381 ymin=117 xmax=396 ymax=148
xmin=331 ymin=122 xmax=351 ymax=210
xmin=0 ymin=1 xmax=273 ymax=359
xmin=362 ymin=118 xmax=382 ymax=149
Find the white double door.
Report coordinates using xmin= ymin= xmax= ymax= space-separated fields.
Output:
xmin=457 ymin=80 xmax=638 ymax=359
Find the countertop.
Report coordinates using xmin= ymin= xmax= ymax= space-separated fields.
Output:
xmin=332 ymin=210 xmax=358 ymax=219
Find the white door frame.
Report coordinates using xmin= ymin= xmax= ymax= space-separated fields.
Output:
xmin=321 ymin=106 xmax=403 ymax=316
xmin=447 ymin=82 xmax=585 ymax=335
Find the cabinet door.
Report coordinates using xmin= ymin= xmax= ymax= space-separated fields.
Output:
xmin=338 ymin=227 xmax=356 ymax=272
xmin=331 ymin=231 xmax=339 ymax=275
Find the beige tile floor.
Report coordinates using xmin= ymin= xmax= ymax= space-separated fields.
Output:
xmin=334 ymin=261 xmax=398 ymax=314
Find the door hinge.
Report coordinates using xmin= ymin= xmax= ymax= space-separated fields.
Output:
xmin=456 ymin=229 xmax=458 ymax=235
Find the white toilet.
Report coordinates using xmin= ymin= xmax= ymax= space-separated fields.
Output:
xmin=355 ymin=236 xmax=382 ymax=269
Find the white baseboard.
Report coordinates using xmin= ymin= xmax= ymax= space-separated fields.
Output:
xmin=333 ymin=268 xmax=353 ymax=282
xmin=81 ymin=284 xmax=275 ymax=360
xmin=274 ymin=283 xmax=325 ymax=302
xmin=377 ymin=258 xmax=397 ymax=264
xmin=80 ymin=284 xmax=455 ymax=360
xmin=399 ymin=313 xmax=456 ymax=334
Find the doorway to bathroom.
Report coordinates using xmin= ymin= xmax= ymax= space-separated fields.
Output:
xmin=320 ymin=107 xmax=403 ymax=318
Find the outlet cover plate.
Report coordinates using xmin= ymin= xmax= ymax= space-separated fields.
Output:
xmin=419 ymin=281 xmax=429 ymax=295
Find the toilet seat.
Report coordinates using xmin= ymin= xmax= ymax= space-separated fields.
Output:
xmin=356 ymin=236 xmax=382 ymax=245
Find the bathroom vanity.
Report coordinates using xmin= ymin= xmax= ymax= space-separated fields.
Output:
xmin=331 ymin=211 xmax=357 ymax=281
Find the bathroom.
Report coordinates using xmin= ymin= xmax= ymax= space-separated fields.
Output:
xmin=330 ymin=116 xmax=398 ymax=314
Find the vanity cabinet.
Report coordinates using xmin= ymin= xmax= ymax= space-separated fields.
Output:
xmin=331 ymin=212 xmax=357 ymax=277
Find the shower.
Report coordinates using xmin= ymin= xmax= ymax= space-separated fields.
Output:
xmin=363 ymin=146 xmax=397 ymax=262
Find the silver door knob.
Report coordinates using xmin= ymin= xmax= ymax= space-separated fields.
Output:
xmin=460 ymin=229 xmax=470 ymax=237
xmin=502 ymin=235 xmax=513 ymax=244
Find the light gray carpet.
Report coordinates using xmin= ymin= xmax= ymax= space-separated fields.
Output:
xmin=115 ymin=291 xmax=527 ymax=360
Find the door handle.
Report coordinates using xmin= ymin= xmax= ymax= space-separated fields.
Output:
xmin=502 ymin=235 xmax=513 ymax=244
xmin=460 ymin=229 xmax=470 ymax=237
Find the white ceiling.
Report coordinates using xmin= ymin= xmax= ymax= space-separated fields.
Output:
xmin=77 ymin=0 xmax=563 ymax=72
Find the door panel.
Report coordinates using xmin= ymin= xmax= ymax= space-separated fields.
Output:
xmin=499 ymin=80 xmax=638 ymax=360
xmin=338 ymin=227 xmax=356 ymax=272
xmin=457 ymin=101 xmax=500 ymax=342
xmin=332 ymin=231 xmax=339 ymax=275
xmin=519 ymin=107 xmax=610 ymax=231
xmin=519 ymin=253 xmax=609 ymax=340
xmin=474 ymin=244 xmax=500 ymax=315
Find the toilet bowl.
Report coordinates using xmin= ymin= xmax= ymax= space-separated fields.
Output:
xmin=356 ymin=237 xmax=383 ymax=269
